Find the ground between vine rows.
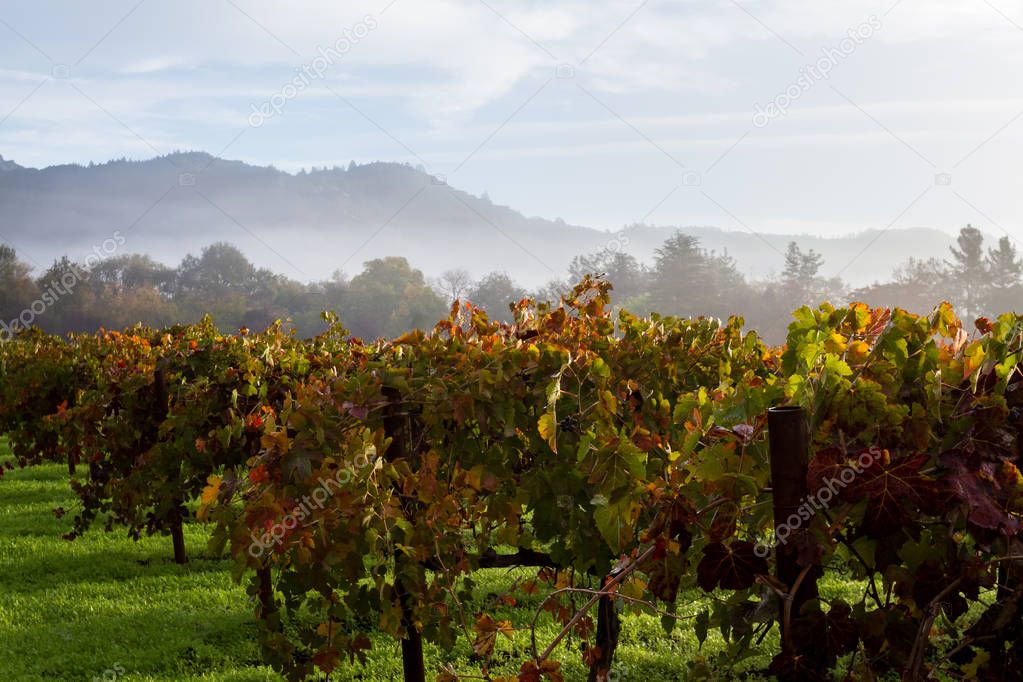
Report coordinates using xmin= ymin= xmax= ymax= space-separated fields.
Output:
xmin=2 ymin=438 xmax=960 ymax=681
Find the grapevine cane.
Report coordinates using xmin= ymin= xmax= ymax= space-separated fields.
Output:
xmin=587 ymin=575 xmax=621 ymax=682
xmin=155 ymin=365 xmax=187 ymax=564
xmin=533 ymin=544 xmax=655 ymax=664
xmin=382 ymin=386 xmax=426 ymax=682
xmin=256 ymin=565 xmax=276 ymax=628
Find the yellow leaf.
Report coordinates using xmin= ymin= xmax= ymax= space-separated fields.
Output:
xmin=825 ymin=332 xmax=847 ymax=354
xmin=538 ymin=413 xmax=558 ymax=453
xmin=961 ymin=650 xmax=990 ymax=680
xmin=201 ymin=475 xmax=222 ymax=504
xmin=599 ymin=390 xmax=617 ymax=416
xmin=196 ymin=475 xmax=222 ymax=521
xmin=472 ymin=614 xmax=513 ymax=657
xmin=466 ymin=465 xmax=483 ymax=492
xmin=848 ymin=340 xmax=870 ymax=362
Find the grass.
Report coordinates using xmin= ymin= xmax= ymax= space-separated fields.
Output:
xmin=0 ymin=439 xmax=867 ymax=681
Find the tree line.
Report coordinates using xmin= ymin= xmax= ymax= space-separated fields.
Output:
xmin=0 ymin=224 xmax=1018 ymax=343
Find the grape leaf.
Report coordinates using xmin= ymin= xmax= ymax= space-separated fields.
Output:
xmin=696 ymin=541 xmax=768 ymax=592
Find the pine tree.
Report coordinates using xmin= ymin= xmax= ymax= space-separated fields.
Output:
xmin=947 ymin=225 xmax=988 ymax=317
xmin=647 ymin=232 xmax=753 ymax=319
xmin=782 ymin=242 xmax=801 ymax=282
xmin=986 ymin=236 xmax=1022 ymax=289
xmin=781 ymin=241 xmax=826 ymax=304
xmin=648 ymin=233 xmax=708 ymax=316
xmin=0 ymin=245 xmax=37 ymax=327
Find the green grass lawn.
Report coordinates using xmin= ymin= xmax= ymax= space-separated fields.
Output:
xmin=0 ymin=439 xmax=868 ymax=681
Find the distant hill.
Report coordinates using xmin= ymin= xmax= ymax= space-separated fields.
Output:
xmin=0 ymin=151 xmax=956 ymax=286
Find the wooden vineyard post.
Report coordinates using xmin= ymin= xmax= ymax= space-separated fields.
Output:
xmin=766 ymin=406 xmax=820 ymax=659
xmin=382 ymin=386 xmax=426 ymax=682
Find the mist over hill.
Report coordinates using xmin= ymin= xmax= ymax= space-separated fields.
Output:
xmin=0 ymin=151 xmax=955 ymax=287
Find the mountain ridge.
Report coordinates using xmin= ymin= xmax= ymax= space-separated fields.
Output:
xmin=0 ymin=151 xmax=957 ymax=286
xmin=0 ymin=154 xmax=20 ymax=172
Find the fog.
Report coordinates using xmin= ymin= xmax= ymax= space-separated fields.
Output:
xmin=1 ymin=153 xmax=960 ymax=288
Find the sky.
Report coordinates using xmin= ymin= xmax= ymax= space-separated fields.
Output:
xmin=1 ymin=0 xmax=1023 ymax=244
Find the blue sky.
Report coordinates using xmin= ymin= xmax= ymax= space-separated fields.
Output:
xmin=1 ymin=0 xmax=1023 ymax=239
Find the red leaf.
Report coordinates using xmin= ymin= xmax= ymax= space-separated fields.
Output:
xmin=696 ymin=541 xmax=768 ymax=592
xmin=248 ymin=464 xmax=269 ymax=484
xmin=341 ymin=400 xmax=369 ymax=421
xmin=768 ymin=652 xmax=827 ymax=682
xmin=850 ymin=451 xmax=942 ymax=536
xmin=518 ymin=660 xmax=563 ymax=682
xmin=806 ymin=447 xmax=864 ymax=505
xmin=943 ymin=454 xmax=1023 ymax=536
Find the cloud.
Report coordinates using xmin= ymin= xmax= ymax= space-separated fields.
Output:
xmin=120 ymin=56 xmax=195 ymax=74
xmin=2 ymin=0 xmax=1023 ymax=242
xmin=5 ymin=0 xmax=1023 ymax=124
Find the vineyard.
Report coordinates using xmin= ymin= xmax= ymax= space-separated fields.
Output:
xmin=1 ymin=277 xmax=1022 ymax=682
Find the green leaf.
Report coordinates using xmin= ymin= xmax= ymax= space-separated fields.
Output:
xmin=589 ymin=438 xmax=646 ymax=491
xmin=545 ymin=366 xmax=566 ymax=411
xmin=694 ymin=608 xmax=710 ymax=647
xmin=593 ymin=497 xmax=635 ymax=553
xmin=575 ymin=431 xmax=595 ymax=462
xmin=824 ymin=355 xmax=852 ymax=377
